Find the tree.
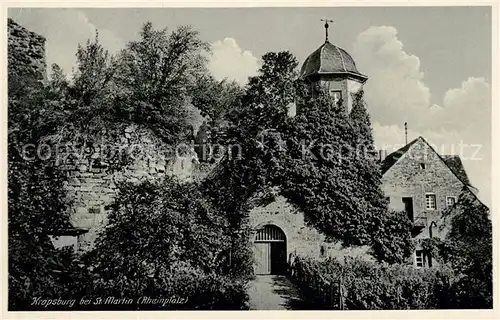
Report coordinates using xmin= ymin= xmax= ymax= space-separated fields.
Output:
xmin=71 ymin=31 xmax=117 ymax=112
xmin=438 ymin=189 xmax=492 ymax=308
xmin=113 ymin=22 xmax=210 ymax=144
xmin=350 ymin=90 xmax=413 ymax=262
xmin=202 ymin=51 xmax=298 ymax=212
xmin=8 ymin=61 xmax=85 ymax=310
xmin=191 ymin=75 xmax=243 ymax=161
xmin=370 ymin=210 xmax=414 ymax=264
xmin=280 ymin=93 xmax=373 ymax=245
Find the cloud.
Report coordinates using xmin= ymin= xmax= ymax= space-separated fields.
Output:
xmin=208 ymin=37 xmax=259 ymax=85
xmin=353 ymin=26 xmax=431 ymax=128
xmin=9 ymin=8 xmax=125 ymax=76
xmin=354 ymin=26 xmax=491 ymax=207
xmin=429 ymin=77 xmax=491 ymax=135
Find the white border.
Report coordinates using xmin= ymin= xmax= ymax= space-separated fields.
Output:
xmin=1 ymin=1 xmax=499 ymax=320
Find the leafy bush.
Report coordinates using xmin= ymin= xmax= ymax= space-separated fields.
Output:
xmin=83 ymin=178 xmax=250 ymax=309
xmin=291 ymin=256 xmax=453 ymax=310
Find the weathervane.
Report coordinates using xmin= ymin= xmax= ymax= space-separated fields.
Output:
xmin=320 ymin=18 xmax=334 ymax=43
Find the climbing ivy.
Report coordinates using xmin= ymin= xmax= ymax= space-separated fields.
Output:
xmin=204 ymin=50 xmax=413 ymax=263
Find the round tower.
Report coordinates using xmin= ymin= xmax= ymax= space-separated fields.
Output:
xmin=296 ymin=20 xmax=368 ymax=114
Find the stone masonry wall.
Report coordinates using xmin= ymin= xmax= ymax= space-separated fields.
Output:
xmin=8 ymin=18 xmax=47 ymax=82
xmin=60 ymin=124 xmax=199 ymax=252
xmin=381 ymin=137 xmax=468 ymax=247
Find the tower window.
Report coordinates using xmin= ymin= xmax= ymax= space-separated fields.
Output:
xmin=329 ymin=90 xmax=342 ymax=104
xmin=420 ymin=163 xmax=426 ymax=169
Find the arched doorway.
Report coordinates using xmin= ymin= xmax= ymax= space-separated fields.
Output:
xmin=253 ymin=225 xmax=287 ymax=275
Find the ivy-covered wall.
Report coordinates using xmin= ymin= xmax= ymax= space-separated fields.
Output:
xmin=248 ymin=194 xmax=372 ymax=271
xmin=8 ymin=18 xmax=47 ymax=82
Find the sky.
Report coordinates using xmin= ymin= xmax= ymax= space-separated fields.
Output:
xmin=8 ymin=7 xmax=492 ymax=206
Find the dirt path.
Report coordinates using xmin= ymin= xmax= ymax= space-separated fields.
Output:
xmin=247 ymin=275 xmax=304 ymax=310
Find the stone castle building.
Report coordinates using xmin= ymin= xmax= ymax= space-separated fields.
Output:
xmin=8 ymin=19 xmax=487 ymax=273
xmin=380 ymin=136 xmax=483 ymax=267
xmin=248 ymin=22 xmax=487 ymax=274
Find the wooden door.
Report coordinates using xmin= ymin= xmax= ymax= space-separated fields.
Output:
xmin=254 ymin=242 xmax=271 ymax=274
xmin=270 ymin=241 xmax=287 ymax=275
xmin=254 ymin=225 xmax=287 ymax=275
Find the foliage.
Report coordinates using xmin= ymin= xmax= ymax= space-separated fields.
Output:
xmin=191 ymin=75 xmax=243 ymax=143
xmin=371 ymin=210 xmax=414 ymax=264
xmin=202 ymin=51 xmax=298 ymax=213
xmin=8 ymin=65 xmax=84 ymax=310
xmin=113 ymin=22 xmax=210 ymax=144
xmin=191 ymin=75 xmax=243 ymax=161
xmin=280 ymin=91 xmax=412 ymax=262
xmin=290 ymin=255 xmax=453 ymax=310
xmin=48 ymin=22 xmax=211 ymax=145
xmin=437 ymin=189 xmax=492 ymax=308
xmin=8 ymin=21 xmax=251 ymax=310
xmin=421 ymin=237 xmax=441 ymax=262
xmin=203 ymin=51 xmax=413 ymax=264
xmin=288 ymin=190 xmax=493 ymax=310
xmin=83 ymin=178 xmax=250 ymax=309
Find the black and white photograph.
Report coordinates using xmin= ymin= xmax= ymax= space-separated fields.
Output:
xmin=3 ymin=3 xmax=497 ymax=315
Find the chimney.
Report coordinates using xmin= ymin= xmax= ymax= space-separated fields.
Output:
xmin=378 ymin=149 xmax=388 ymax=162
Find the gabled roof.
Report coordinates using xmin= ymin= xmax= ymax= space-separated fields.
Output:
xmin=380 ymin=136 xmax=473 ymax=188
xmin=380 ymin=137 xmax=420 ymax=174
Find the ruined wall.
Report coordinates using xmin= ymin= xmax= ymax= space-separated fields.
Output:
xmin=6 ymin=19 xmax=212 ymax=253
xmin=59 ymin=125 xmax=200 ymax=252
xmin=8 ymin=18 xmax=47 ymax=82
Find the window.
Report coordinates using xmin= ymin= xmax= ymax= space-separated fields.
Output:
xmin=402 ymin=197 xmax=414 ymax=222
xmin=329 ymin=90 xmax=342 ymax=104
xmin=320 ymin=245 xmax=325 ymax=257
xmin=419 ymin=163 xmax=426 ymax=169
xmin=425 ymin=194 xmax=436 ymax=210
xmin=446 ymin=196 xmax=456 ymax=208
xmin=415 ymin=250 xmax=425 ymax=267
